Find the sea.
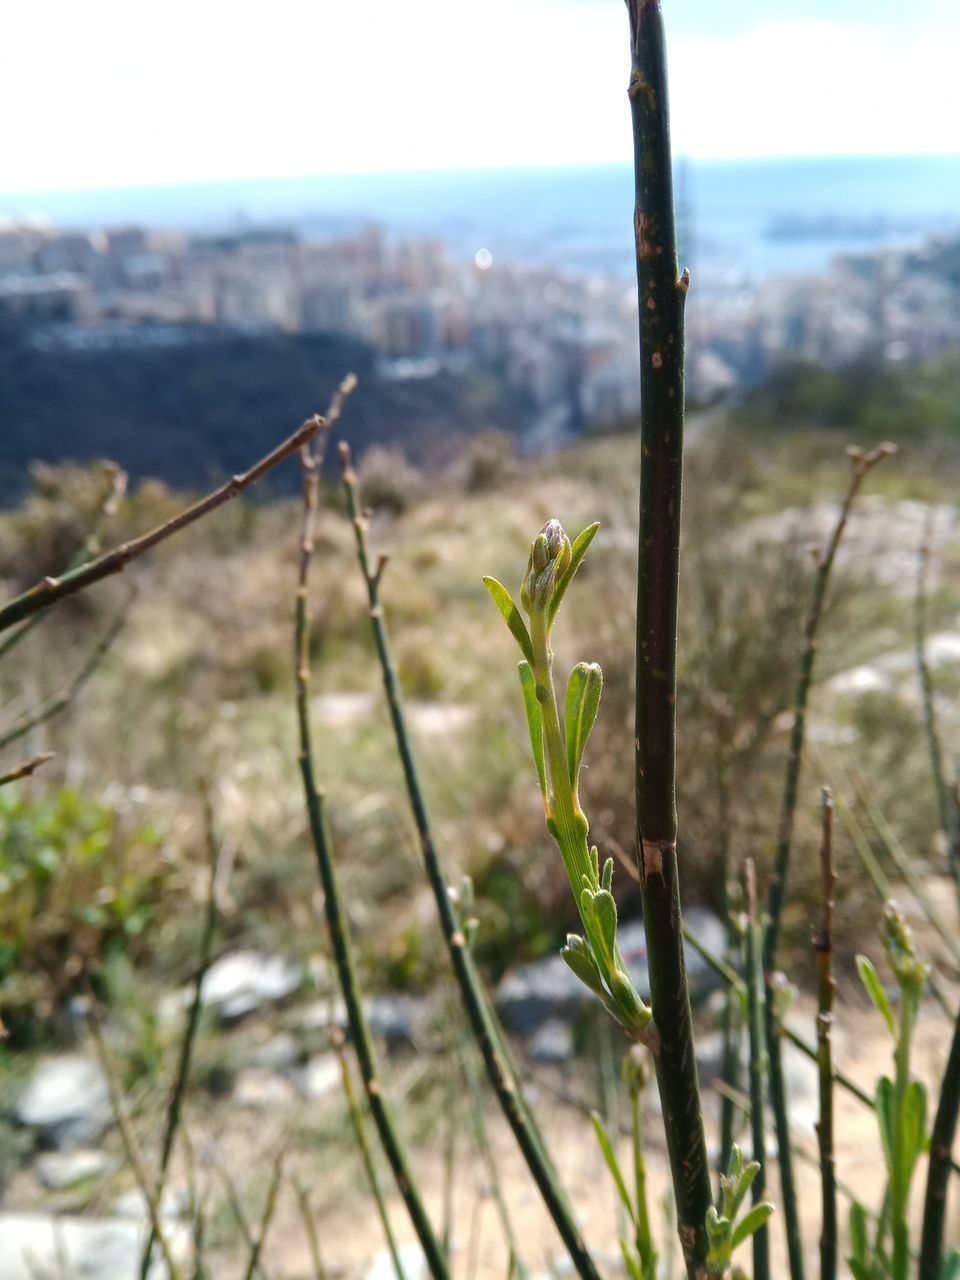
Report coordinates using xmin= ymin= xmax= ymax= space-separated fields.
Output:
xmin=3 ymin=155 xmax=959 ymax=289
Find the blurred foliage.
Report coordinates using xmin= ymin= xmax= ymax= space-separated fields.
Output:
xmin=0 ymin=787 xmax=168 ymax=1042
xmin=742 ymin=349 xmax=960 ymax=444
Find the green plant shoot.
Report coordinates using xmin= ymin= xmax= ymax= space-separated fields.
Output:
xmin=484 ymin=519 xmax=653 ymax=1044
xmin=853 ymin=903 xmax=930 ymax=1280
xmin=704 ymin=1144 xmax=775 ymax=1276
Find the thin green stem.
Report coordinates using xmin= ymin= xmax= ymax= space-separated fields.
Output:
xmin=628 ymin=1059 xmax=656 ymax=1278
xmin=88 ymin=1013 xmax=184 ymax=1280
xmin=333 ymin=1029 xmax=407 ymax=1280
xmin=459 ymin=1029 xmax=526 ymax=1276
xmin=853 ymin=767 xmax=960 ymax=967
xmin=0 ymin=609 xmax=126 ymax=751
xmin=139 ymin=792 xmax=222 ymax=1280
xmin=241 ymin=1145 xmax=286 ymax=1280
xmin=914 ymin=519 xmax=960 ymax=908
xmin=338 ymin=443 xmax=601 ymax=1280
xmin=919 ymin=1006 xmax=960 ymax=1280
xmin=814 ymin=788 xmax=837 ymax=1280
xmin=830 ymin=777 xmax=956 ymax=1019
xmin=626 ymin=3 xmax=713 ymax=1270
xmin=294 ymin=1181 xmax=329 ymax=1280
xmin=744 ymin=861 xmax=770 ymax=1280
xmin=529 ymin=609 xmax=594 ymax=891
xmin=296 ymin=436 xmax=448 ymax=1280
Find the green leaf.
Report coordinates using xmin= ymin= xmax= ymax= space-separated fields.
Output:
xmin=849 ymin=1201 xmax=868 ymax=1263
xmin=482 ymin=576 xmax=534 ymax=665
xmin=561 ymin=935 xmax=604 ymax=996
xmin=601 ymin=856 xmax=613 ymax=893
xmin=942 ymin=1248 xmax=960 ymax=1280
xmin=900 ymin=1079 xmax=928 ymax=1185
xmin=564 ymin=662 xmax=603 ymax=787
xmin=590 ymin=1111 xmax=636 ymax=1221
xmin=849 ymin=1261 xmax=872 ymax=1280
xmin=857 ymin=955 xmax=897 ymax=1038
xmin=517 ymin=661 xmax=547 ymax=800
xmin=729 ymin=1159 xmax=760 ymax=1219
xmin=547 ymin=522 xmax=600 ymax=628
xmin=730 ymin=1202 xmax=774 ymax=1252
xmin=592 ymin=889 xmax=618 ymax=964
xmin=876 ymin=1075 xmax=896 ymax=1174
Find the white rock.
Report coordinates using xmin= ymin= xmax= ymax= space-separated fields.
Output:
xmin=367 ymin=1242 xmax=427 ymax=1280
xmin=0 ymin=1213 xmax=189 ymax=1280
xmin=199 ymin=951 xmax=301 ymax=1020
xmin=15 ymin=1056 xmax=111 ymax=1149
xmin=35 ymin=1149 xmax=118 ymax=1190
xmin=296 ymin=1054 xmax=341 ymax=1101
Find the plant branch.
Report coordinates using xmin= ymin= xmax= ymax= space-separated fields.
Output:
xmin=139 ymin=789 xmax=223 ymax=1280
xmin=814 ymin=788 xmax=837 ymax=1280
xmin=744 ymin=860 xmax=771 ymax=1280
xmin=762 ymin=442 xmax=894 ymax=1280
xmin=0 ymin=461 xmax=128 ymax=664
xmin=339 ymin=443 xmax=600 ymax=1280
xmin=626 ymin=2 xmax=714 ymax=1271
xmin=0 ymin=751 xmax=54 ymax=787
xmin=87 ymin=1010 xmax=184 ymax=1280
xmin=914 ymin=516 xmax=960 ymax=907
xmin=919 ymin=1006 xmax=960 ymax=1280
xmin=295 ymin=407 xmax=448 ymax=1279
xmin=241 ymin=1143 xmax=287 ymax=1280
xmin=331 ymin=1024 xmax=407 ymax=1280
xmin=0 ymin=414 xmax=326 ymax=635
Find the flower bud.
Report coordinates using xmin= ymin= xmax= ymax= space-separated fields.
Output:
xmin=881 ymin=901 xmax=929 ymax=993
xmin=521 ymin=519 xmax=573 ymax=613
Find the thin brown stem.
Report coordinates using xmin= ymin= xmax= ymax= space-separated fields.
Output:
xmin=0 ymin=751 xmax=54 ymax=787
xmin=0 ymin=461 xmax=128 ymax=664
xmin=763 ymin=442 xmax=895 ymax=1280
xmin=0 ymin=414 xmax=327 ymax=634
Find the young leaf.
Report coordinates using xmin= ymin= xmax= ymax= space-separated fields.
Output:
xmin=592 ymin=889 xmax=618 ymax=965
xmin=590 ymin=1111 xmax=636 ymax=1222
xmin=561 ymin=935 xmax=604 ymax=996
xmin=900 ymin=1078 xmax=928 ymax=1184
xmin=547 ymin=522 xmax=600 ymax=628
xmin=518 ymin=661 xmax=547 ymax=801
xmin=482 ymin=576 xmax=535 ymax=665
xmin=730 ymin=1202 xmax=774 ymax=1251
xmin=601 ymin=856 xmax=614 ymax=893
xmin=728 ymin=1159 xmax=760 ymax=1219
xmin=857 ymin=955 xmax=897 ymax=1038
xmin=619 ymin=1240 xmax=644 ymax=1280
xmin=875 ymin=1075 xmax=896 ymax=1173
xmin=849 ymin=1201 xmax=868 ymax=1263
xmin=564 ymin=662 xmax=603 ymax=788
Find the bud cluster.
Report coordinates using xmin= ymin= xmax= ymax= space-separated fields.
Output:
xmin=521 ymin=519 xmax=573 ymax=612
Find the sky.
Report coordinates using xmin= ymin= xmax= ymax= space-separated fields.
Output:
xmin=1 ymin=0 xmax=957 ymax=194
